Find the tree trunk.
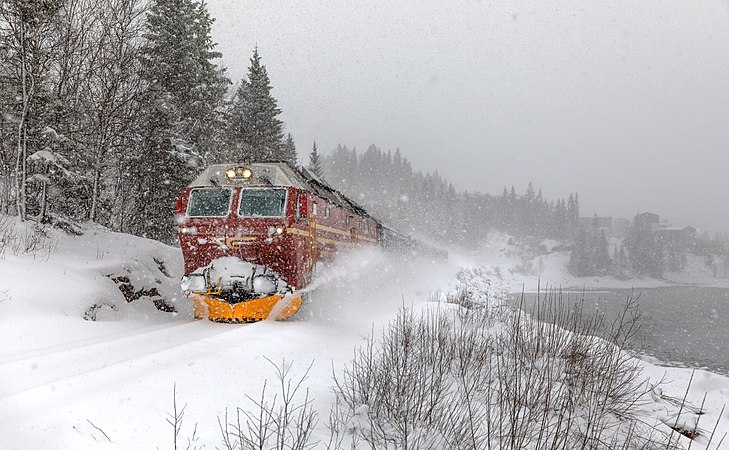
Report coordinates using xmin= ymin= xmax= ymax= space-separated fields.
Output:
xmin=38 ymin=180 xmax=47 ymax=222
xmin=0 ymin=165 xmax=10 ymax=214
xmin=89 ymin=165 xmax=101 ymax=222
xmin=14 ymin=19 xmax=33 ymax=222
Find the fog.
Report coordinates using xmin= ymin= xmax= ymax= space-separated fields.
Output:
xmin=206 ymin=0 xmax=729 ymax=233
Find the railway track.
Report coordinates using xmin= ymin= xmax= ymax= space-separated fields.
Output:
xmin=0 ymin=320 xmax=235 ymax=399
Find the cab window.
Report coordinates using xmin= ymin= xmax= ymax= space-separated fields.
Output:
xmin=239 ymin=188 xmax=287 ymax=217
xmin=187 ymin=188 xmax=232 ymax=217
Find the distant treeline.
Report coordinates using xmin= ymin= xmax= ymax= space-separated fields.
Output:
xmin=322 ymin=144 xmax=581 ymax=247
xmin=320 ymin=145 xmax=729 ymax=279
xmin=571 ymin=216 xmax=729 ymax=279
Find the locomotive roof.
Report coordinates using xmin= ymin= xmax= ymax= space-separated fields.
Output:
xmin=189 ymin=162 xmax=376 ymax=221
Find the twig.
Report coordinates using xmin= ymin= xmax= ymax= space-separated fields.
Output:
xmin=667 ymin=369 xmax=695 ymax=448
xmin=86 ymin=419 xmax=111 ymax=442
xmin=706 ymin=404 xmax=726 ymax=450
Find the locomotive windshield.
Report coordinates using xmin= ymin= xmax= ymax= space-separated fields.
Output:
xmin=239 ymin=188 xmax=287 ymax=217
xmin=187 ymin=188 xmax=232 ymax=217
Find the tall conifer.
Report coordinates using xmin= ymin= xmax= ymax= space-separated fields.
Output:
xmin=308 ymin=141 xmax=323 ymax=177
xmin=227 ymin=47 xmax=285 ymax=162
xmin=131 ymin=0 xmax=229 ymax=242
xmin=282 ymin=133 xmax=297 ymax=166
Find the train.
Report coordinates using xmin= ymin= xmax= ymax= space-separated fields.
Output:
xmin=176 ymin=161 xmax=444 ymax=322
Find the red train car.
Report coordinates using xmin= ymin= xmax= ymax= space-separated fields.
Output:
xmin=176 ymin=162 xmax=380 ymax=322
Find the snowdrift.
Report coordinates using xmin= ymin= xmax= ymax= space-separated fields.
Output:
xmin=0 ymin=220 xmax=727 ymax=449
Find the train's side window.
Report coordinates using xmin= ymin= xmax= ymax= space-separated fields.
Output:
xmin=313 ymin=203 xmax=318 ymax=217
xmin=325 ymin=206 xmax=330 ymax=219
xmin=346 ymin=216 xmax=352 ymax=226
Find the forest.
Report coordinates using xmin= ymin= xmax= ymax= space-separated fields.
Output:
xmin=0 ymin=0 xmax=295 ymax=243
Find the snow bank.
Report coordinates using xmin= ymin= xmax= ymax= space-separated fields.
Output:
xmin=0 ymin=220 xmax=459 ymax=448
xmin=1 ymin=221 xmax=727 ymax=449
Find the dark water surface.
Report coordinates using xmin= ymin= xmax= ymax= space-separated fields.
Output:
xmin=515 ymin=287 xmax=729 ymax=375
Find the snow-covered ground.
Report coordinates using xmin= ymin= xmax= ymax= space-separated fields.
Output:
xmin=1 ymin=222 xmax=727 ymax=448
xmin=0 ymin=221 xmax=457 ymax=448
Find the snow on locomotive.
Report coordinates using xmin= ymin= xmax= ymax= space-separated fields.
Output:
xmin=176 ymin=162 xmax=380 ymax=322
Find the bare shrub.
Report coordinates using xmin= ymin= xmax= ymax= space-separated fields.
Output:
xmin=332 ymin=290 xmax=679 ymax=449
xmin=166 ymin=384 xmax=201 ymax=450
xmin=332 ymin=305 xmax=496 ymax=449
xmin=494 ymin=290 xmax=670 ymax=449
xmin=219 ymin=357 xmax=318 ymax=450
xmin=0 ymin=216 xmax=58 ymax=260
xmin=0 ymin=214 xmax=17 ymax=258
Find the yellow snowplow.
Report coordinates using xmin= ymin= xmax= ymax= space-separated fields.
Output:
xmin=181 ymin=257 xmax=303 ymax=323
xmin=191 ymin=291 xmax=302 ymax=323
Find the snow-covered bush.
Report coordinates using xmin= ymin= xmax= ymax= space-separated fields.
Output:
xmin=330 ymin=289 xmax=677 ymax=449
xmin=331 ymin=305 xmax=495 ymax=449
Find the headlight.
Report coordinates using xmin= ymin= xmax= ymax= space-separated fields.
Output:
xmin=268 ymin=226 xmax=285 ymax=236
xmin=179 ymin=226 xmax=197 ymax=234
xmin=252 ymin=275 xmax=278 ymax=294
xmin=181 ymin=274 xmax=206 ymax=292
xmin=226 ymin=167 xmax=254 ymax=179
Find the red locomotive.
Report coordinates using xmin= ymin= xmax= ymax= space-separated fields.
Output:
xmin=176 ymin=162 xmax=382 ymax=322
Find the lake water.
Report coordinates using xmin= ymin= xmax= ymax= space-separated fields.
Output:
xmin=514 ymin=286 xmax=729 ymax=375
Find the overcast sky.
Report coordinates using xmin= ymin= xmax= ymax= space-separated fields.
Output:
xmin=206 ymin=0 xmax=729 ymax=233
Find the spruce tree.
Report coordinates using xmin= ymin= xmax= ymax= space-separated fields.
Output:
xmin=625 ymin=219 xmax=664 ymax=278
xmin=308 ymin=141 xmax=323 ymax=177
xmin=593 ymin=230 xmax=611 ymax=275
xmin=569 ymin=227 xmax=590 ymax=276
xmin=227 ymin=47 xmax=285 ymax=162
xmin=140 ymin=0 xmax=228 ymax=161
xmin=282 ymin=133 xmax=297 ymax=166
xmin=566 ymin=193 xmax=581 ymax=238
xmin=131 ymin=0 xmax=229 ymax=242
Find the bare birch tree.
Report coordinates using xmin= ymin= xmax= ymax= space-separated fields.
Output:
xmin=0 ymin=0 xmax=62 ymax=221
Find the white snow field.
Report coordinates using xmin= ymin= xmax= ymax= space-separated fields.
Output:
xmin=1 ymin=220 xmax=728 ymax=449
